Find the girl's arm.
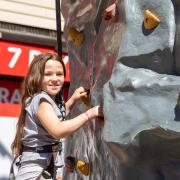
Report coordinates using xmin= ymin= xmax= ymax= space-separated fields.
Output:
xmin=65 ymin=87 xmax=88 ymax=114
xmin=37 ymin=99 xmax=102 ymax=139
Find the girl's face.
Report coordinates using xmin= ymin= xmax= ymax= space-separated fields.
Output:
xmin=41 ymin=59 xmax=64 ymax=97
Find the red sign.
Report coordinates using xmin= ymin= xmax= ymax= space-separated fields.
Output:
xmin=0 ymin=41 xmax=70 ymax=82
xmin=0 ymin=79 xmax=69 ymax=117
xmin=0 ymin=79 xmax=22 ymax=117
xmin=0 ymin=79 xmax=21 ymax=104
xmin=0 ymin=103 xmax=21 ymax=117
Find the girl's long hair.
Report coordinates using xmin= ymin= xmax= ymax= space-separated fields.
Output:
xmin=11 ymin=52 xmax=66 ymax=157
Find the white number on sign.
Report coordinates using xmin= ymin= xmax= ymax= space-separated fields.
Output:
xmin=8 ymin=47 xmax=22 ymax=68
xmin=29 ymin=50 xmax=41 ymax=65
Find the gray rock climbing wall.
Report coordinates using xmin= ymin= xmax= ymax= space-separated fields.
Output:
xmin=61 ymin=0 xmax=180 ymax=179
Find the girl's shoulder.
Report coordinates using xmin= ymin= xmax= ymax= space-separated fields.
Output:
xmin=33 ymin=91 xmax=53 ymax=102
xmin=26 ymin=91 xmax=55 ymax=110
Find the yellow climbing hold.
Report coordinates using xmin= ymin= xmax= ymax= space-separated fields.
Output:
xmin=81 ymin=96 xmax=90 ymax=107
xmin=76 ymin=160 xmax=89 ymax=176
xmin=144 ymin=9 xmax=160 ymax=30
xmin=67 ymin=28 xmax=84 ymax=47
xmin=81 ymin=89 xmax=90 ymax=107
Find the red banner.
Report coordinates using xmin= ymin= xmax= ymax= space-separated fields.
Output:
xmin=0 ymin=79 xmax=21 ymax=104
xmin=0 ymin=41 xmax=70 ymax=117
xmin=0 ymin=41 xmax=70 ymax=82
xmin=0 ymin=79 xmax=69 ymax=117
xmin=0 ymin=79 xmax=21 ymax=117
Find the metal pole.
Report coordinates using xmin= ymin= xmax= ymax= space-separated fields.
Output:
xmin=55 ymin=0 xmax=62 ymax=58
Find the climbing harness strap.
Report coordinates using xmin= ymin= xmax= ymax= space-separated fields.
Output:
xmin=9 ymin=142 xmax=62 ymax=179
xmin=9 ymin=155 xmax=20 ymax=180
xmin=22 ymin=142 xmax=61 ymax=153
xmin=23 ymin=142 xmax=62 ymax=179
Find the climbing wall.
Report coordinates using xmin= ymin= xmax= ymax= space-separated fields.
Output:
xmin=61 ymin=0 xmax=180 ymax=179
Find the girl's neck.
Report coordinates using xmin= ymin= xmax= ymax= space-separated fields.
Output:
xmin=42 ymin=90 xmax=56 ymax=100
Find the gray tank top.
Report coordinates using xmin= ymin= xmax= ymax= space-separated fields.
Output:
xmin=22 ymin=91 xmax=66 ymax=147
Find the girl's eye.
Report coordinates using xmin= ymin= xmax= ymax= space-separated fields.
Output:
xmin=57 ymin=73 xmax=64 ymax=76
xmin=44 ymin=73 xmax=52 ymax=76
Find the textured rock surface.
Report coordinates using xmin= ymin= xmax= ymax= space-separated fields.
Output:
xmin=61 ymin=0 xmax=180 ymax=179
